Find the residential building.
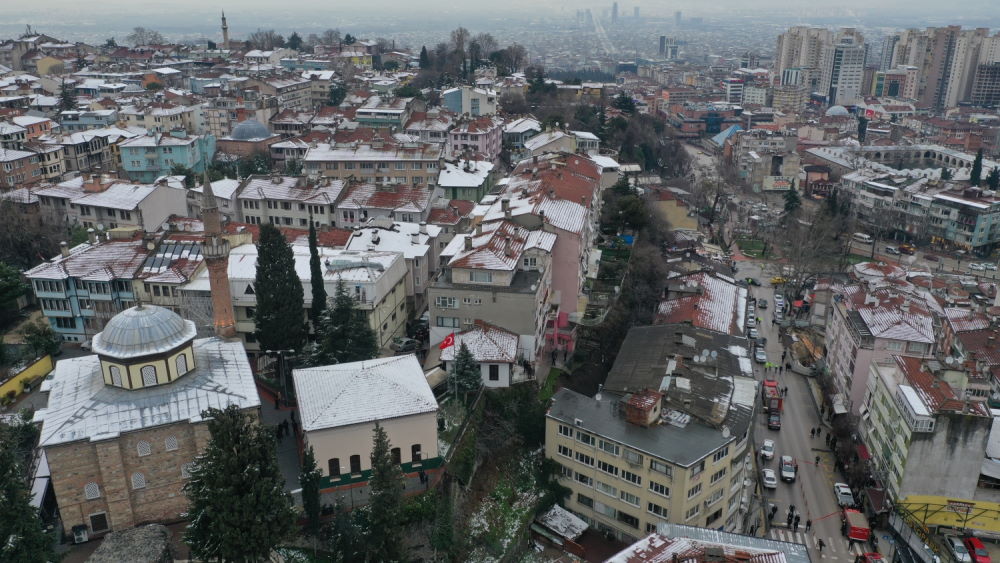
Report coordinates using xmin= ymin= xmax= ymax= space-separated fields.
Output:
xmin=187 ymin=178 xmax=241 ymax=223
xmin=827 ymin=282 xmax=937 ymax=415
xmin=771 ymin=84 xmax=808 ymax=112
xmin=972 ymin=62 xmax=1000 ymax=108
xmin=608 ymin=525 xmax=810 ymax=563
xmin=440 ymin=322 xmax=525 ymax=387
xmin=344 ymin=218 xmax=442 ymax=315
xmin=35 ymin=174 xmax=188 ymax=232
xmin=118 ymin=131 xmax=215 ymax=183
xmin=819 ymin=29 xmax=867 ymax=106
xmin=404 ymin=110 xmax=455 ymax=145
xmin=119 ymin=103 xmax=204 ymax=135
xmin=503 ymin=117 xmax=542 ymax=150
xmin=41 ymin=130 xmax=114 ymax=174
xmin=335 ymin=182 xmax=435 ymax=227
xmin=0 ymin=147 xmax=40 ymax=188
xmin=25 ymin=232 xmax=149 ymax=341
xmin=235 ymin=174 xmax=345 ymax=229
xmin=428 ymin=220 xmax=555 ymax=362
xmin=722 ymin=78 xmax=743 ymax=104
xmin=437 ymin=159 xmax=495 ymax=202
xmin=427 ymin=199 xmax=475 ymax=250
xmin=729 ymin=129 xmax=800 ymax=192
xmin=355 ymin=96 xmax=415 ymax=128
xmin=132 ymin=237 xmax=205 ymax=316
xmin=441 ymin=85 xmax=498 ymax=117
xmin=0 ymin=121 xmax=27 ymax=149
xmin=246 ymin=76 xmax=313 ymax=111
xmin=33 ymin=304 xmax=259 ymax=539
xmin=447 ymin=116 xmax=502 ymax=163
xmin=654 ymin=271 xmax=748 ymax=337
xmin=292 ymin=355 xmax=439 ymax=498
xmin=303 ymin=141 xmax=442 ymax=187
xmin=547 ymin=324 xmax=756 ymax=542
xmin=862 ymin=355 xmax=990 ymax=502
xmin=890 ymin=27 xmax=997 ymax=109
xmin=775 ymin=27 xmax=835 ymax=91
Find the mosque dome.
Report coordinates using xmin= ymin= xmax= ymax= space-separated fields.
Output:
xmin=229 ymin=119 xmax=271 ymax=140
xmin=825 ymin=105 xmax=850 ymax=117
xmin=92 ymin=304 xmax=197 ymax=360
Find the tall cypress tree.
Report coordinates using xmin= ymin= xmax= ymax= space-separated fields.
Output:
xmin=0 ymin=417 xmax=54 ymax=563
xmin=310 ymin=280 xmax=377 ymax=365
xmin=986 ymin=167 xmax=1000 ymax=191
xmin=58 ymin=80 xmax=76 ymax=111
xmin=419 ymin=45 xmax=430 ymax=69
xmin=254 ymin=224 xmax=305 ymax=351
xmin=366 ymin=423 xmax=406 ymax=562
xmin=450 ymin=342 xmax=481 ymax=403
xmin=971 ymin=148 xmax=984 ymax=187
xmin=184 ymin=404 xmax=296 ymax=561
xmin=308 ymin=218 xmax=327 ymax=329
xmin=300 ymin=445 xmax=322 ymax=537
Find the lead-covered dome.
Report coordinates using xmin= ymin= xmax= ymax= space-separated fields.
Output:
xmin=229 ymin=119 xmax=271 ymax=140
xmin=93 ymin=304 xmax=197 ymax=360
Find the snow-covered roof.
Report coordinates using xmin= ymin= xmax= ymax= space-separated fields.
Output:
xmin=304 ymin=141 xmax=442 ymax=162
xmin=535 ymin=505 xmax=588 ymax=541
xmin=34 ymin=338 xmax=259 ymax=446
xmin=191 ymin=178 xmax=241 ymax=200
xmin=440 ymin=323 xmax=519 ymax=363
xmin=25 ymin=238 xmax=148 ymax=282
xmin=225 ymin=243 xmax=403 ymax=284
xmin=293 ymin=355 xmax=437 ymax=431
xmin=656 ymin=272 xmax=748 ymax=337
xmin=437 ymin=160 xmax=493 ymax=188
xmin=344 ymin=219 xmax=441 ymax=259
xmin=237 ymin=175 xmax=344 ymax=204
xmin=523 ymin=130 xmax=570 ymax=151
xmin=447 ymin=220 xmax=555 ymax=271
xmin=35 ymin=178 xmax=163 ymax=210
xmin=119 ymin=133 xmax=204 ymax=148
xmin=588 ymin=154 xmax=620 ymax=170
xmin=338 ymin=182 xmax=432 ymax=213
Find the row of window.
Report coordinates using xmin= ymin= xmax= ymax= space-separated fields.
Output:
xmin=316 ymin=161 xmax=435 ymax=171
xmin=82 ymin=463 xmax=194 ymax=501
xmin=327 ymin=444 xmax=423 ymax=477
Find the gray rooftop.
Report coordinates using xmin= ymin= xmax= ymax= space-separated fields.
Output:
xmin=92 ymin=304 xmax=197 ymax=360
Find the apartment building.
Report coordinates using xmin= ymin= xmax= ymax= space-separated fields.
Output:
xmin=404 ymin=110 xmax=455 ymax=145
xmin=118 ymin=131 xmax=215 ymax=183
xmin=246 ymin=76 xmax=313 ymax=111
xmin=447 ymin=116 xmax=502 ymax=163
xmin=59 ymin=109 xmax=118 ymax=132
xmin=862 ymin=355 xmax=990 ymax=502
xmin=441 ymin=85 xmax=498 ymax=116
xmin=819 ymin=29 xmax=867 ymax=106
xmin=355 ymin=96 xmax=415 ymax=128
xmin=0 ymin=147 xmax=40 ymax=188
xmin=729 ymin=130 xmax=800 ymax=192
xmin=428 ymin=220 xmax=555 ymax=361
xmin=236 ymin=174 xmax=345 ymax=228
xmin=303 ymin=140 xmax=442 ymax=186
xmin=41 ymin=130 xmax=115 ymax=174
xmin=827 ymin=283 xmax=937 ymax=415
xmin=547 ymin=325 xmax=757 ymax=543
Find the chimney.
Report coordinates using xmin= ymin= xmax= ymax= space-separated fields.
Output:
xmin=501 ymin=198 xmax=510 ymax=211
xmin=411 ymin=232 xmax=419 ymax=245
xmin=475 ymin=223 xmax=482 ymax=236
xmin=59 ymin=241 xmax=69 ymax=258
xmin=463 ymin=236 xmax=472 ymax=251
xmin=419 ymin=221 xmax=428 ymax=234
xmin=87 ymin=228 xmax=96 ymax=244
xmin=539 ymin=209 xmax=546 ymax=223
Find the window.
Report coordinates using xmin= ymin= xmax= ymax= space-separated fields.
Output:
xmin=649 ymin=481 xmax=670 ymax=497
xmin=575 ymin=452 xmax=595 ymax=467
xmin=141 ymin=365 xmax=157 ymax=386
xmin=523 ymin=256 xmax=537 ymax=269
xmin=885 ymin=341 xmax=903 ymax=351
xmin=650 ymin=459 xmax=672 ymax=478
xmin=84 ymin=482 xmax=101 ymax=500
xmin=705 ymin=489 xmax=724 ymax=507
xmin=594 ymin=501 xmax=616 ymax=518
xmin=391 ymin=447 xmax=401 ymax=465
xmin=599 ymin=440 xmax=620 ymax=456
xmin=685 ymin=505 xmax=701 ymax=520
xmin=620 ymin=491 xmax=640 ymax=507
xmin=596 ymin=481 xmax=617 ymax=498
xmin=328 ymin=458 xmax=340 ymax=477
xmin=164 ymin=436 xmax=178 ymax=452
xmin=136 ymin=440 xmax=151 ymax=457
xmin=690 ymin=459 xmax=705 ymax=477
xmin=411 ymin=444 xmax=422 ymax=462
xmin=488 ymin=365 xmax=499 ymax=381
xmin=435 ymin=296 xmax=458 ymax=308
xmin=577 ymin=493 xmax=594 ymax=508
xmin=576 ymin=431 xmax=595 ymax=446
xmin=617 ymin=511 xmax=639 ymax=529
xmin=712 ymin=446 xmax=729 ymax=463
xmin=181 ymin=462 xmax=194 ymax=478
xmin=131 ymin=472 xmax=147 ymax=489
xmin=175 ymin=354 xmax=188 ymax=375
xmin=710 ymin=468 xmax=727 ymax=484
xmin=349 ymin=455 xmax=362 ymax=474
xmin=621 ymin=470 xmax=641 ymax=485
xmin=558 ymin=424 xmax=572 ymax=437
xmin=575 ymin=472 xmax=593 ymax=487
xmin=624 ymin=450 xmax=643 ymax=465
xmin=597 ymin=460 xmax=618 ymax=477
xmin=687 ymin=483 xmax=702 ymax=499
xmin=54 ymin=317 xmax=76 ymax=329
xmin=436 ymin=316 xmax=460 ymax=328
xmin=648 ymin=502 xmax=669 ymax=518
xmin=469 ymin=271 xmax=493 ymax=283
xmin=89 ymin=513 xmax=109 ymax=533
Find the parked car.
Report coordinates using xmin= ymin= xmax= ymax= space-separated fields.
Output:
xmin=885 ymin=245 xmax=901 ymax=255
xmin=773 ymin=310 xmax=785 ymax=322
xmin=774 ymin=294 xmax=785 ymax=307
xmin=985 ymin=263 xmax=998 ymax=271
xmin=925 ymin=254 xmax=939 ymax=262
xmin=390 ymin=337 xmax=420 ymax=353
xmin=748 ymin=328 xmax=759 ymax=340
xmin=767 ymin=412 xmax=781 ymax=430
xmin=770 ymin=276 xmax=788 ymax=285
xmin=780 ymin=456 xmax=797 ymax=482
xmin=747 ymin=317 xmax=757 ymax=328
xmin=834 ymin=482 xmax=855 ymax=506
xmin=760 ymin=439 xmax=775 ymax=460
xmin=757 ymin=299 xmax=768 ymax=309
xmin=970 ymin=263 xmax=986 ymax=271
xmin=762 ymin=468 xmax=778 ymax=489
xmin=755 ymin=348 xmax=767 ymax=363
xmin=899 ymin=243 xmax=916 ymax=255
xmin=745 ymin=277 xmax=761 ymax=286
xmin=964 ymin=537 xmax=992 ymax=563
xmin=946 ymin=536 xmax=973 ymax=563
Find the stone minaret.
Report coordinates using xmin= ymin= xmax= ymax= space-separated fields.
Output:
xmin=200 ymin=169 xmax=236 ymax=338
xmin=221 ymin=11 xmax=230 ymax=50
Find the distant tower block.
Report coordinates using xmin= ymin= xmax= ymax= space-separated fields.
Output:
xmin=633 ymin=6 xmax=639 ymax=19
xmin=611 ymin=2 xmax=618 ymax=24
xmin=221 ymin=10 xmax=230 ymax=50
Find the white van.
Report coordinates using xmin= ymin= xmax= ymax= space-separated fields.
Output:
xmin=852 ymin=232 xmax=873 ymax=244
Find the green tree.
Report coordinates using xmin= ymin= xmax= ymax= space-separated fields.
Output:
xmin=328 ymin=84 xmax=347 ymax=106
xmin=184 ymin=404 xmax=296 ymax=562
xmin=300 ymin=445 xmax=323 ymax=537
xmin=145 ymin=81 xmax=163 ymax=91
xmin=0 ymin=262 xmax=27 ymax=312
xmin=449 ymin=342 xmax=481 ymax=403
xmin=366 ymin=423 xmax=406 ymax=562
xmin=613 ymin=92 xmax=636 ymax=114
xmin=430 ymin=493 xmax=454 ymax=555
xmin=254 ymin=224 xmax=306 ymax=352
xmin=311 ymin=281 xmax=377 ymax=364
xmin=103 ymin=37 xmax=117 ymax=48
xmin=287 ymin=31 xmax=303 ymax=51
xmin=394 ymin=83 xmax=422 ymax=99
xmin=783 ymin=187 xmax=802 ymax=215
xmin=971 ymin=148 xmax=984 ymax=187
xmin=857 ymin=116 xmax=868 ymax=144
xmin=284 ymin=158 xmax=302 ymax=175
xmin=0 ymin=418 xmax=54 ymax=563
xmin=343 ymin=33 xmax=356 ymax=45
xmin=986 ymin=167 xmax=1000 ymax=191
xmin=58 ymin=80 xmax=76 ymax=111
xmin=326 ymin=500 xmax=365 ymax=561
xmin=383 ymin=60 xmax=399 ymax=72
xmin=941 ymin=167 xmax=953 ymax=180
xmin=419 ymin=45 xmax=430 ymax=69
xmin=20 ymin=320 xmax=59 ymax=358
xmin=308 ymin=218 xmax=327 ymax=329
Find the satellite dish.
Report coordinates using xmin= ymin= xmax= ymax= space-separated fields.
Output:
xmin=702 ymin=349 xmax=710 ymax=358
xmin=721 ymin=426 xmax=731 ymax=438
xmin=710 ymin=350 xmax=718 ymax=360
xmin=96 ymin=223 xmax=105 ymax=231
xmin=945 ymin=357 xmax=955 ymax=366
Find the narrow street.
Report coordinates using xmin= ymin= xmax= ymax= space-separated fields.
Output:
xmin=739 ymin=260 xmax=877 ymax=561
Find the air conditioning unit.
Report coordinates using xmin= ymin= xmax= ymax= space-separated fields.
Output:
xmin=72 ymin=525 xmax=89 ymax=544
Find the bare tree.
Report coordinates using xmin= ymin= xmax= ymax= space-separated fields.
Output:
xmin=472 ymin=33 xmax=498 ymax=58
xmin=247 ymin=29 xmax=285 ymax=50
xmin=506 ymin=43 xmax=527 ymax=72
xmin=450 ymin=27 xmax=470 ymax=55
xmin=320 ymin=29 xmax=341 ymax=46
xmin=125 ymin=27 xmax=165 ymax=47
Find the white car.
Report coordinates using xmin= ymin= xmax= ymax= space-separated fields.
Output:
xmin=755 ymin=348 xmax=767 ymax=363
xmin=833 ymin=482 xmax=855 ymax=506
xmin=970 ymin=263 xmax=986 ymax=271
xmin=945 ymin=536 xmax=972 ymax=563
xmin=760 ymin=439 xmax=775 ymax=460
xmin=774 ymin=294 xmax=785 ymax=307
xmin=780 ymin=456 xmax=797 ymax=482
xmin=985 ymin=263 xmax=998 ymax=271
xmin=762 ymin=468 xmax=778 ymax=489
xmin=747 ymin=317 xmax=757 ymax=328
xmin=748 ymin=327 xmax=759 ymax=340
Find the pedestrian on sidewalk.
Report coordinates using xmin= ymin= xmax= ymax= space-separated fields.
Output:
xmin=810 ymin=428 xmax=815 ymax=438
xmin=815 ymin=455 xmax=820 ymax=466
xmin=825 ymin=434 xmax=831 ymax=445
xmin=806 ymin=519 xmax=812 ymax=531
xmin=793 ymin=515 xmax=800 ymax=531
xmin=818 ymin=539 xmax=825 ymax=552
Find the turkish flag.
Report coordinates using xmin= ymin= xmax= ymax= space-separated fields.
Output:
xmin=439 ymin=333 xmax=455 ymax=350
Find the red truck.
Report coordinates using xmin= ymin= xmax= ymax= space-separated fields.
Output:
xmin=762 ymin=379 xmax=783 ymax=413
xmin=842 ymin=508 xmax=871 ymax=543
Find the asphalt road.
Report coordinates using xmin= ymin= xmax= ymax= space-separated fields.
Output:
xmin=738 ymin=261 xmax=877 ymax=561
xmin=850 ymin=239 xmax=1000 ymax=280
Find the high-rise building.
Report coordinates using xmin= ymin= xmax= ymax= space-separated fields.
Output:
xmin=820 ymin=30 xmax=867 ymax=106
xmin=890 ymin=26 xmax=996 ymax=109
xmin=611 ymin=2 xmax=618 ymax=24
xmin=775 ymin=26 xmax=835 ymax=91
xmin=972 ymin=63 xmax=1000 ymax=108
xmin=633 ymin=6 xmax=639 ymax=19
xmin=879 ymin=35 xmax=899 ymax=71
xmin=658 ymin=36 xmax=679 ymax=60
xmin=674 ymin=11 xmax=682 ymax=26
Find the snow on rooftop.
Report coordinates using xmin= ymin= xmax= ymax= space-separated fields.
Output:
xmin=437 ymin=160 xmax=494 ymax=187
xmin=238 ymin=175 xmax=344 ymax=204
xmin=225 ymin=243 xmax=403 ymax=285
xmin=26 ymin=238 xmax=148 ymax=282
xmin=440 ymin=324 xmax=518 ymax=363
xmin=191 ymin=178 xmax=241 ymax=200
xmin=656 ymin=273 xmax=748 ymax=337
xmin=293 ymin=355 xmax=437 ymax=431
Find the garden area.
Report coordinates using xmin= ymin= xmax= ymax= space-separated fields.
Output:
xmin=735 ymin=235 xmax=774 ymax=259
